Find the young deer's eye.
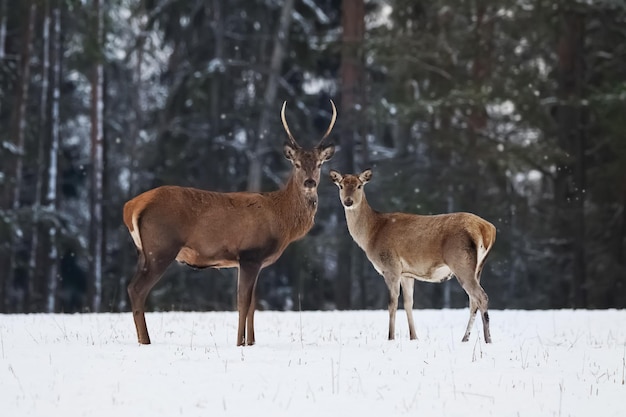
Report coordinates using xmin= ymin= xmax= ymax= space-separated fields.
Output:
xmin=339 ymin=185 xmax=343 ymax=189
xmin=295 ymin=163 xmax=301 ymax=169
xmin=357 ymin=185 xmax=362 ymax=189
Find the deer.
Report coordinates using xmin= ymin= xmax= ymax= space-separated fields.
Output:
xmin=123 ymin=100 xmax=337 ymax=346
xmin=329 ymin=168 xmax=496 ymax=343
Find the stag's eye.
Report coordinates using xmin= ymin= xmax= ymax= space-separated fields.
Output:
xmin=357 ymin=185 xmax=362 ymax=189
xmin=339 ymin=185 xmax=343 ymax=189
xmin=316 ymin=164 xmax=322 ymax=169
xmin=295 ymin=162 xmax=301 ymax=168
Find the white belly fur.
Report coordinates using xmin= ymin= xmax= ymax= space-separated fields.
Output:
xmin=403 ymin=265 xmax=453 ymax=283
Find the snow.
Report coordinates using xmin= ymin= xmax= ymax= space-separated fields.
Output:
xmin=1 ymin=309 xmax=625 ymax=417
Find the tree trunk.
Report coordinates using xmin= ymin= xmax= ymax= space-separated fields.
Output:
xmin=89 ymin=0 xmax=104 ymax=312
xmin=0 ymin=0 xmax=6 ymax=312
xmin=45 ymin=3 xmax=61 ymax=313
xmin=118 ymin=1 xmax=147 ymax=312
xmin=246 ymin=0 xmax=295 ymax=192
xmin=206 ymin=0 xmax=226 ymax=309
xmin=0 ymin=0 xmax=6 ymax=60
xmin=555 ymin=11 xmax=587 ymax=308
xmin=1 ymin=1 xmax=36 ymax=312
xmin=465 ymin=1 xmax=492 ymax=212
xmin=335 ymin=0 xmax=365 ymax=310
xmin=28 ymin=0 xmax=51 ymax=312
xmin=209 ymin=0 xmax=223 ymax=140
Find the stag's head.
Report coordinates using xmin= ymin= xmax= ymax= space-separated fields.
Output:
xmin=329 ymin=169 xmax=372 ymax=209
xmin=281 ymin=101 xmax=336 ymax=195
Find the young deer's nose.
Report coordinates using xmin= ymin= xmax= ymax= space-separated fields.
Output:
xmin=304 ymin=178 xmax=317 ymax=189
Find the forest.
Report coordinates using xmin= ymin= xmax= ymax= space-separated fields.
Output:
xmin=0 ymin=0 xmax=625 ymax=314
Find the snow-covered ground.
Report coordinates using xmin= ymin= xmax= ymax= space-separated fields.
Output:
xmin=1 ymin=309 xmax=625 ymax=417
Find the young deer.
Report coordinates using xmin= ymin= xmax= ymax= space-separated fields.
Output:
xmin=330 ymin=169 xmax=496 ymax=343
xmin=123 ymin=101 xmax=337 ymax=346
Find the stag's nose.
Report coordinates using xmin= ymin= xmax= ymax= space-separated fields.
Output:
xmin=344 ymin=197 xmax=353 ymax=207
xmin=304 ymin=178 xmax=317 ymax=189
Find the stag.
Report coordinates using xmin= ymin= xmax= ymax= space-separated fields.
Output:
xmin=123 ymin=100 xmax=337 ymax=346
xmin=330 ymin=168 xmax=496 ymax=343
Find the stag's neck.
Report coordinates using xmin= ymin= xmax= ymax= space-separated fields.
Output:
xmin=344 ymin=196 xmax=379 ymax=250
xmin=272 ymin=174 xmax=318 ymax=237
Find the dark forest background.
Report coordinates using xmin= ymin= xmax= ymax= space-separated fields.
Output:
xmin=1 ymin=0 xmax=625 ymax=314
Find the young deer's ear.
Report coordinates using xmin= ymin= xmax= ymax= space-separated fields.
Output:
xmin=329 ymin=169 xmax=343 ymax=185
xmin=359 ymin=169 xmax=373 ymax=184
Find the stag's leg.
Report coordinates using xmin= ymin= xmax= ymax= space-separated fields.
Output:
xmin=246 ymin=274 xmax=260 ymax=345
xmin=384 ymin=274 xmax=401 ymax=340
xmin=236 ymin=261 xmax=261 ymax=346
xmin=400 ymin=277 xmax=417 ymax=340
xmin=127 ymin=248 xmax=177 ymax=344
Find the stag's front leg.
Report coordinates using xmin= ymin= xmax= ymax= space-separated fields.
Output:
xmin=384 ymin=274 xmax=401 ymax=340
xmin=236 ymin=262 xmax=261 ymax=346
xmin=246 ymin=274 xmax=260 ymax=345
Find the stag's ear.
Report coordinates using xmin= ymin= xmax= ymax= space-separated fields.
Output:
xmin=283 ymin=143 xmax=298 ymax=161
xmin=329 ymin=169 xmax=342 ymax=185
xmin=319 ymin=144 xmax=335 ymax=162
xmin=359 ymin=169 xmax=373 ymax=184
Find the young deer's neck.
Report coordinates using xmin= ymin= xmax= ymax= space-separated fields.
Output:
xmin=344 ymin=194 xmax=378 ymax=249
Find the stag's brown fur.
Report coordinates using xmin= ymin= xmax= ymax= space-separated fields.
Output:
xmin=330 ymin=169 xmax=496 ymax=343
xmin=124 ymin=101 xmax=336 ymax=346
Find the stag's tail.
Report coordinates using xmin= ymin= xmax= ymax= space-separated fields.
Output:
xmin=123 ymin=199 xmax=144 ymax=251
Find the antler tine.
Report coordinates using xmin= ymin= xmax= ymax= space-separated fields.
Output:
xmin=318 ymin=99 xmax=337 ymax=146
xmin=280 ymin=101 xmax=299 ymax=147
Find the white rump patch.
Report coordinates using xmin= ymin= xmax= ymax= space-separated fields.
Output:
xmin=476 ymin=244 xmax=487 ymax=268
xmin=130 ymin=212 xmax=142 ymax=250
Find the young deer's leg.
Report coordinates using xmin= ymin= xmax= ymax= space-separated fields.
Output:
xmin=455 ymin=276 xmax=490 ymax=343
xmin=127 ymin=248 xmax=177 ymax=344
xmin=236 ymin=261 xmax=261 ymax=346
xmin=481 ymin=309 xmax=491 ymax=343
xmin=462 ymin=299 xmax=478 ymax=342
xmin=400 ymin=276 xmax=417 ymax=340
xmin=384 ymin=274 xmax=401 ymax=340
xmin=449 ymin=245 xmax=491 ymax=343
xmin=475 ymin=263 xmax=491 ymax=343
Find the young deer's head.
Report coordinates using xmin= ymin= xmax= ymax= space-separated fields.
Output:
xmin=329 ymin=169 xmax=372 ymax=209
xmin=282 ymin=101 xmax=336 ymax=196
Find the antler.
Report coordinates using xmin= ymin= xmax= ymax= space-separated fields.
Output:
xmin=281 ymin=99 xmax=337 ymax=148
xmin=319 ymin=99 xmax=337 ymax=147
xmin=280 ymin=101 xmax=299 ymax=148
